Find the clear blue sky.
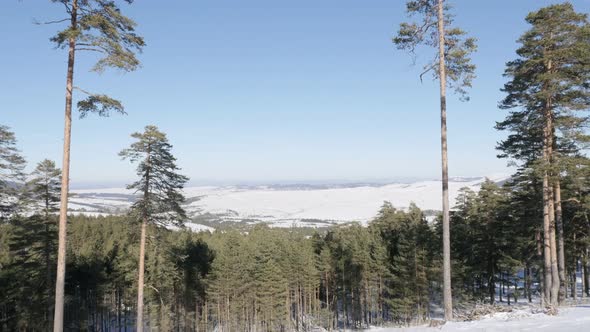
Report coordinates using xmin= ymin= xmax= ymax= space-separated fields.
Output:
xmin=2 ymin=0 xmax=588 ymax=186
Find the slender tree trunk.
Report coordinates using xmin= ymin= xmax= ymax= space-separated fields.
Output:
xmin=554 ymin=180 xmax=566 ymax=303
xmin=542 ymin=113 xmax=553 ymax=306
xmin=582 ymin=257 xmax=587 ymax=298
xmin=572 ymin=270 xmax=577 ymax=300
xmin=585 ymin=254 xmax=590 ymax=297
xmin=502 ymin=273 xmax=505 ymax=302
xmin=117 ymin=289 xmax=122 ymax=331
xmin=205 ymin=300 xmax=208 ymax=331
xmin=540 ymin=56 xmax=560 ymax=308
xmin=437 ymin=0 xmax=453 ymax=321
xmin=46 ymin=218 xmax=52 ymax=330
xmin=136 ymin=144 xmax=152 ymax=332
xmin=489 ymin=261 xmax=495 ymax=304
xmin=136 ymin=219 xmax=147 ymax=332
xmin=548 ymin=161 xmax=559 ymax=306
xmin=54 ymin=2 xmax=77 ymax=330
xmin=44 ymin=179 xmax=54 ymax=330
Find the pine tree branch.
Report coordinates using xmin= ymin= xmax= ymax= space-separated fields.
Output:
xmin=33 ymin=18 xmax=70 ymax=25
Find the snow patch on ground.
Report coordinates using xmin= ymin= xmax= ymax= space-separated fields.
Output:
xmin=167 ymin=222 xmax=215 ymax=233
xmin=363 ymin=305 xmax=590 ymax=332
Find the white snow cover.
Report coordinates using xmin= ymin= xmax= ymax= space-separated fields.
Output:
xmin=167 ymin=223 xmax=215 ymax=233
xmin=363 ymin=306 xmax=590 ymax=332
xmin=69 ymin=176 xmax=508 ymax=226
xmin=184 ymin=176 xmax=507 ymax=223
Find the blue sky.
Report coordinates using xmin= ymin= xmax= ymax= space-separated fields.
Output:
xmin=2 ymin=0 xmax=588 ymax=186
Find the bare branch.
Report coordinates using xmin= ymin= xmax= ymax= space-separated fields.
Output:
xmin=420 ymin=61 xmax=437 ymax=83
xmin=75 ymin=47 xmax=106 ymax=53
xmin=61 ymin=1 xmax=72 ymax=15
xmin=32 ymin=18 xmax=70 ymax=25
xmin=73 ymin=86 xmax=92 ymax=95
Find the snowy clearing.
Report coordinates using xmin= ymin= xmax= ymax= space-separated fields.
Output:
xmin=363 ymin=305 xmax=590 ymax=332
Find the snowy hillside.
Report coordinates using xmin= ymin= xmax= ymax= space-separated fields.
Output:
xmin=69 ymin=176 xmax=508 ymax=229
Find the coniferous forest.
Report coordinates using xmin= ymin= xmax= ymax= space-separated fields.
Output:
xmin=1 ymin=0 xmax=590 ymax=331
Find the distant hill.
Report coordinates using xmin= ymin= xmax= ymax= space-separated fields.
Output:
xmin=68 ymin=175 xmax=508 ymax=230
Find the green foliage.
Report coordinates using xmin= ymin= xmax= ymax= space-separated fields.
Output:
xmin=50 ymin=0 xmax=144 ymax=73
xmin=0 ymin=125 xmax=26 ymax=220
xmin=2 ymin=2 xmax=587 ymax=330
xmin=497 ymin=2 xmax=590 ymax=171
xmin=1 ymin=176 xmax=589 ymax=329
xmin=28 ymin=159 xmax=61 ymax=215
xmin=48 ymin=0 xmax=144 ymax=118
xmin=450 ymin=180 xmax=516 ymax=303
xmin=121 ymin=125 xmax=189 ymax=227
xmin=393 ymin=0 xmax=477 ymax=99
xmin=77 ymin=93 xmax=125 ymax=118
xmin=372 ymin=203 xmax=437 ymax=323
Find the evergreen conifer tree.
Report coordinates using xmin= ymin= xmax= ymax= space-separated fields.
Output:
xmin=497 ymin=2 xmax=590 ymax=307
xmin=43 ymin=1 xmax=145 ymax=327
xmin=393 ymin=0 xmax=477 ymax=319
xmin=0 ymin=125 xmax=26 ymax=221
xmin=120 ymin=125 xmax=188 ymax=331
xmin=27 ymin=159 xmax=61 ymax=327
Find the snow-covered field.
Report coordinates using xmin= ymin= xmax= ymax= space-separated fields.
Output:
xmin=69 ymin=176 xmax=507 ymax=228
xmin=365 ymin=305 xmax=590 ymax=332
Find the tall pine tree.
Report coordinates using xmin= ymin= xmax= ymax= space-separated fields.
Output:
xmin=42 ymin=1 xmax=145 ymax=328
xmin=393 ymin=0 xmax=477 ymax=320
xmin=27 ymin=159 xmax=61 ymax=327
xmin=120 ymin=125 xmax=188 ymax=331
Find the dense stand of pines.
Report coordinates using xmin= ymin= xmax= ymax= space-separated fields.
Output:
xmin=497 ymin=2 xmax=590 ymax=309
xmin=2 ymin=124 xmax=590 ymax=330
xmin=1 ymin=1 xmax=589 ymax=331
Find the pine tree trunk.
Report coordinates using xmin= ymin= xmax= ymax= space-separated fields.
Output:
xmin=541 ymin=56 xmax=560 ymax=308
xmin=582 ymin=257 xmax=587 ymax=298
xmin=46 ymin=221 xmax=52 ymax=329
xmin=44 ymin=182 xmax=53 ymax=330
xmin=136 ymin=143 xmax=152 ymax=332
xmin=489 ymin=261 xmax=495 ymax=304
xmin=437 ymin=0 xmax=453 ymax=321
xmin=585 ymin=254 xmax=590 ymax=297
xmin=499 ymin=273 xmax=504 ymax=303
xmin=554 ymin=180 xmax=566 ymax=303
xmin=572 ymin=270 xmax=577 ymax=300
xmin=136 ymin=218 xmax=147 ymax=331
xmin=542 ymin=117 xmax=553 ymax=306
xmin=54 ymin=1 xmax=77 ymax=330
xmin=548 ymin=168 xmax=560 ymax=306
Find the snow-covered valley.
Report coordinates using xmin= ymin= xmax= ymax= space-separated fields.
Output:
xmin=69 ymin=176 xmax=507 ymax=230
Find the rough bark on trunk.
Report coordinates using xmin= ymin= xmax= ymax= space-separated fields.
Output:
xmin=554 ymin=180 xmax=566 ymax=303
xmin=542 ymin=155 xmax=552 ymax=304
xmin=437 ymin=0 xmax=453 ymax=321
xmin=541 ymin=73 xmax=555 ymax=306
xmin=54 ymin=1 xmax=77 ymax=330
xmin=549 ymin=187 xmax=560 ymax=306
